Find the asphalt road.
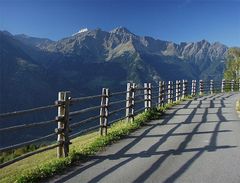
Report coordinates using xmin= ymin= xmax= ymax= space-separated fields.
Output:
xmin=52 ymin=93 xmax=240 ymax=183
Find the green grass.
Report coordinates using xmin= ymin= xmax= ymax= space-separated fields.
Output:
xmin=236 ymin=100 xmax=240 ymax=112
xmin=0 ymin=99 xmax=189 ymax=183
xmin=0 ymin=144 xmax=46 ymax=164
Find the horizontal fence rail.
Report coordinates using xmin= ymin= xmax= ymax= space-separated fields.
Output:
xmin=0 ymin=79 xmax=239 ymax=167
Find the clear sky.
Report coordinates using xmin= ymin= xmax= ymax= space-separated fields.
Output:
xmin=0 ymin=0 xmax=239 ymax=47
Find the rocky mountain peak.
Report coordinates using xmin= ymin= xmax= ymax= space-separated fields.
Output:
xmin=110 ymin=26 xmax=133 ymax=35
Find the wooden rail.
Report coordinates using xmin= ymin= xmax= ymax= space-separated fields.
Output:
xmin=0 ymin=79 xmax=239 ymax=167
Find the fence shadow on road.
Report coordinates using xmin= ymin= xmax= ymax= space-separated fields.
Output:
xmin=53 ymin=93 xmax=237 ymax=183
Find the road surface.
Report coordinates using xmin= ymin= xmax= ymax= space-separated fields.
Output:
xmin=51 ymin=93 xmax=240 ymax=183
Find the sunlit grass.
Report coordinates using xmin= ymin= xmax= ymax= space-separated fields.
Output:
xmin=236 ymin=100 xmax=240 ymax=112
xmin=0 ymin=132 xmax=98 ymax=183
xmin=0 ymin=99 xmax=188 ymax=183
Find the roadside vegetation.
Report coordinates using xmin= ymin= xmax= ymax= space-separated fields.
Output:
xmin=0 ymin=144 xmax=46 ymax=164
xmin=236 ymin=100 xmax=240 ymax=112
xmin=224 ymin=48 xmax=240 ymax=81
xmin=0 ymin=99 xmax=190 ymax=183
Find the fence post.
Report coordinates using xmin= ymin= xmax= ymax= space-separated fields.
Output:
xmin=178 ymin=80 xmax=181 ymax=99
xmin=163 ymin=81 xmax=166 ymax=106
xmin=158 ymin=81 xmax=163 ymax=107
xmin=221 ymin=79 xmax=225 ymax=93
xmin=231 ymin=80 xmax=234 ymax=92
xmin=126 ymin=83 xmax=132 ymax=121
xmin=167 ymin=81 xmax=171 ymax=104
xmin=185 ymin=80 xmax=188 ymax=97
xmin=177 ymin=80 xmax=181 ymax=101
xmin=199 ymin=80 xmax=204 ymax=95
xmin=126 ymin=83 xmax=135 ymax=122
xmin=194 ymin=80 xmax=196 ymax=96
xmin=148 ymin=83 xmax=152 ymax=109
xmin=104 ymin=89 xmax=109 ymax=135
xmin=191 ymin=80 xmax=195 ymax=96
xmin=144 ymin=83 xmax=148 ymax=111
xmin=182 ymin=80 xmax=187 ymax=99
xmin=131 ymin=83 xmax=136 ymax=121
xmin=100 ymin=88 xmax=105 ymax=135
xmin=210 ymin=80 xmax=214 ymax=94
xmin=194 ymin=80 xmax=197 ymax=96
xmin=100 ymin=88 xmax=109 ymax=135
xmin=175 ymin=80 xmax=179 ymax=101
xmin=161 ymin=81 xmax=166 ymax=106
xmin=56 ymin=91 xmax=70 ymax=158
xmin=144 ymin=83 xmax=152 ymax=111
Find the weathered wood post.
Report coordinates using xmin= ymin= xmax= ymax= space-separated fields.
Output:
xmin=194 ymin=80 xmax=197 ymax=96
xmin=167 ymin=81 xmax=171 ymax=104
xmin=100 ymin=88 xmax=109 ymax=135
xmin=158 ymin=81 xmax=161 ymax=107
xmin=131 ymin=83 xmax=136 ymax=121
xmin=162 ymin=81 xmax=166 ymax=105
xmin=144 ymin=83 xmax=151 ymax=111
xmin=104 ymin=89 xmax=110 ymax=134
xmin=182 ymin=79 xmax=187 ymax=99
xmin=126 ymin=83 xmax=132 ymax=121
xmin=148 ymin=83 xmax=152 ymax=109
xmin=170 ymin=81 xmax=174 ymax=103
xmin=158 ymin=81 xmax=163 ymax=107
xmin=56 ymin=91 xmax=70 ymax=158
xmin=210 ymin=80 xmax=214 ymax=94
xmin=231 ymin=80 xmax=234 ymax=92
xmin=191 ymin=80 xmax=195 ymax=96
xmin=199 ymin=80 xmax=204 ymax=96
xmin=178 ymin=80 xmax=182 ymax=99
xmin=159 ymin=81 xmax=165 ymax=106
xmin=185 ymin=80 xmax=188 ymax=97
xmin=144 ymin=83 xmax=148 ymax=111
xmin=175 ymin=80 xmax=179 ymax=101
xmin=221 ymin=79 xmax=225 ymax=93
xmin=126 ymin=83 xmax=135 ymax=122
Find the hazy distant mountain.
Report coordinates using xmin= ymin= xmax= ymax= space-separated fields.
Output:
xmin=0 ymin=31 xmax=56 ymax=113
xmin=15 ymin=34 xmax=54 ymax=48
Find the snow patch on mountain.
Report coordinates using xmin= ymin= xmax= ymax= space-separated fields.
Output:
xmin=72 ymin=28 xmax=88 ymax=36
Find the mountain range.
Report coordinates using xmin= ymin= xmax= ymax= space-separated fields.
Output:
xmin=0 ymin=27 xmax=228 ymax=114
xmin=0 ymin=27 xmax=231 ymax=147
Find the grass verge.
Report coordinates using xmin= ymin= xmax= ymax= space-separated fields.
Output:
xmin=0 ymin=99 xmax=188 ymax=183
xmin=236 ymin=99 xmax=240 ymax=112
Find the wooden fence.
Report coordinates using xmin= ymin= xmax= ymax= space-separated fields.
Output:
xmin=0 ymin=79 xmax=239 ymax=167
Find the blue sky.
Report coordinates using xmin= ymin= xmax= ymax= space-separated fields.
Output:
xmin=0 ymin=0 xmax=239 ymax=47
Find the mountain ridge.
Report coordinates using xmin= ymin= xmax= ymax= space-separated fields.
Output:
xmin=7 ymin=27 xmax=228 ymax=60
xmin=0 ymin=27 xmax=231 ymax=147
xmin=0 ymin=27 xmax=229 ymax=113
